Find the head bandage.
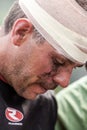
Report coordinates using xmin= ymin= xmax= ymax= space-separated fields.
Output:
xmin=19 ymin=0 xmax=87 ymax=63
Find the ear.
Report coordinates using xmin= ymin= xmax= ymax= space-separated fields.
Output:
xmin=11 ymin=18 xmax=33 ymax=46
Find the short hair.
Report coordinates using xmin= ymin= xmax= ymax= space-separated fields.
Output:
xmin=3 ymin=1 xmax=27 ymax=34
xmin=75 ymin=0 xmax=87 ymax=11
xmin=3 ymin=0 xmax=45 ymax=43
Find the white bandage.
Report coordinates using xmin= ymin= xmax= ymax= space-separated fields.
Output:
xmin=19 ymin=0 xmax=87 ymax=63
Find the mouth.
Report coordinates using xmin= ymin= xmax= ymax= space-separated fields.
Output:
xmin=35 ymin=86 xmax=47 ymax=95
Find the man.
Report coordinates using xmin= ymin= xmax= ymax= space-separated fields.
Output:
xmin=0 ymin=0 xmax=87 ymax=130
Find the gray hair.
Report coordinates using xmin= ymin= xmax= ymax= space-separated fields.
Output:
xmin=3 ymin=0 xmax=45 ymax=43
xmin=76 ymin=0 xmax=87 ymax=11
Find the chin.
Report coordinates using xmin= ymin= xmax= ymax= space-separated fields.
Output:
xmin=22 ymin=93 xmax=38 ymax=100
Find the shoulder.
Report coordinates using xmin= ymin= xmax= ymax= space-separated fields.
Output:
xmin=29 ymin=90 xmax=57 ymax=115
xmin=28 ymin=90 xmax=57 ymax=126
xmin=37 ymin=90 xmax=57 ymax=111
xmin=55 ymin=76 xmax=87 ymax=130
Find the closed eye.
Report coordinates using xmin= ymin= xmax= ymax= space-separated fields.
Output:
xmin=52 ymin=57 xmax=65 ymax=67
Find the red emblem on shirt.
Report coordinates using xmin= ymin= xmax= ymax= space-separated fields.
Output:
xmin=5 ymin=107 xmax=24 ymax=122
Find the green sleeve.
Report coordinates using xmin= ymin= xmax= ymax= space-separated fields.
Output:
xmin=55 ymin=76 xmax=87 ymax=130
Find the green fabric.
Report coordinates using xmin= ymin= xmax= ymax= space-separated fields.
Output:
xmin=55 ymin=76 xmax=87 ymax=130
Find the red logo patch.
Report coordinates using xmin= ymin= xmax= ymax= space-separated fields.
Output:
xmin=5 ymin=107 xmax=24 ymax=122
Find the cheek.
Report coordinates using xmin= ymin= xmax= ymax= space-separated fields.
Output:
xmin=35 ymin=59 xmax=52 ymax=74
xmin=29 ymin=54 xmax=52 ymax=74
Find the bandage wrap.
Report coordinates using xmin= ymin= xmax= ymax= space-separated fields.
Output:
xmin=19 ymin=0 xmax=87 ymax=63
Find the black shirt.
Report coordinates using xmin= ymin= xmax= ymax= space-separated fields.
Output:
xmin=0 ymin=80 xmax=57 ymax=130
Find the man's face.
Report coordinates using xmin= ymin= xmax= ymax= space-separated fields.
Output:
xmin=6 ymin=37 xmax=82 ymax=100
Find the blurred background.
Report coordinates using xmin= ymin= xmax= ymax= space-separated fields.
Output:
xmin=0 ymin=0 xmax=14 ymax=24
xmin=0 ymin=0 xmax=87 ymax=92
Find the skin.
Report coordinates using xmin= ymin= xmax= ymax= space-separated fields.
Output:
xmin=0 ymin=18 xmax=83 ymax=100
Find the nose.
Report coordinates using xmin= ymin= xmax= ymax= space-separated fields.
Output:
xmin=53 ymin=70 xmax=72 ymax=88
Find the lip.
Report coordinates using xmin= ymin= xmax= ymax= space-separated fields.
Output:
xmin=36 ymin=86 xmax=47 ymax=94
